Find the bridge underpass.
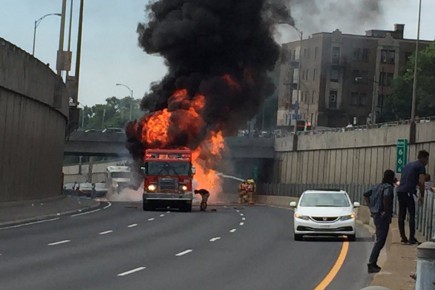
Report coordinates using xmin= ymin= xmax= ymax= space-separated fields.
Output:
xmin=64 ymin=131 xmax=276 ymax=182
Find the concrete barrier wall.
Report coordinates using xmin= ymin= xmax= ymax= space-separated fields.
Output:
xmin=274 ymin=122 xmax=435 ymax=185
xmin=0 ymin=38 xmax=69 ymax=202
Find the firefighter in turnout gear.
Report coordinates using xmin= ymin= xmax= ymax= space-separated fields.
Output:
xmin=194 ymin=189 xmax=210 ymax=211
xmin=238 ymin=181 xmax=249 ymax=204
xmin=246 ymin=179 xmax=256 ymax=205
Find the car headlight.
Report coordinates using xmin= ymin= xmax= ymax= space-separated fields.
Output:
xmin=340 ymin=214 xmax=356 ymax=221
xmin=180 ymin=185 xmax=188 ymax=191
xmin=294 ymin=213 xmax=310 ymax=220
xmin=147 ymin=184 xmax=156 ymax=191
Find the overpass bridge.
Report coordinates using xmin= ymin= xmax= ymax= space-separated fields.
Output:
xmin=64 ymin=131 xmax=275 ymax=159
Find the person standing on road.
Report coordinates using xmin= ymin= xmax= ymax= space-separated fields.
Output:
xmin=364 ymin=169 xmax=395 ymax=273
xmin=396 ymin=149 xmax=429 ymax=245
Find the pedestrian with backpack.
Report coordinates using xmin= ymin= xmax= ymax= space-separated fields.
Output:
xmin=364 ymin=169 xmax=395 ymax=273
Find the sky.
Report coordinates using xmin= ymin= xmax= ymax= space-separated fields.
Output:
xmin=0 ymin=0 xmax=434 ymax=107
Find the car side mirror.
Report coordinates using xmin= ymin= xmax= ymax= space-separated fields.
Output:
xmin=290 ymin=201 xmax=297 ymax=208
xmin=191 ymin=166 xmax=196 ymax=175
xmin=353 ymin=202 xmax=360 ymax=208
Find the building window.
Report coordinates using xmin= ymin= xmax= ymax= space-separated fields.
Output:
xmin=332 ymin=47 xmax=340 ymax=64
xmin=381 ymin=49 xmax=395 ymax=64
xmin=362 ymin=48 xmax=369 ymax=62
xmin=330 ymin=68 xmax=339 ymax=82
xmin=353 ymin=70 xmax=368 ymax=83
xmin=379 ymin=72 xmax=394 ymax=86
xmin=351 ymin=92 xmax=359 ymax=106
xmin=353 ymin=48 xmax=361 ymax=61
xmin=329 ymin=90 xmax=337 ymax=108
xmin=360 ymin=93 xmax=368 ymax=106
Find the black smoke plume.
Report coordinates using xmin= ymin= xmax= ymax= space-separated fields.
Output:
xmin=126 ymin=0 xmax=292 ymax=160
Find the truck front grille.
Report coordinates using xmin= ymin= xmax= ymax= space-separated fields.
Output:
xmin=158 ymin=178 xmax=178 ymax=191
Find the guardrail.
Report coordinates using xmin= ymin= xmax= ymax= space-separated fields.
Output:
xmin=417 ymin=189 xmax=435 ymax=241
xmin=258 ymin=183 xmax=435 ymax=241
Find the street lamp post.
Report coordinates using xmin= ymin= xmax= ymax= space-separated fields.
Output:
xmin=116 ymin=83 xmax=134 ymax=120
xmin=32 ymin=13 xmax=61 ymax=56
xmin=411 ymin=0 xmax=422 ymax=122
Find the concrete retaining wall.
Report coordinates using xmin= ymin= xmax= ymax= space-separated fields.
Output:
xmin=0 ymin=38 xmax=69 ymax=202
xmin=274 ymin=122 xmax=435 ymax=185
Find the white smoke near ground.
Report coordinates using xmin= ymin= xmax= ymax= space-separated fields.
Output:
xmin=275 ymin=0 xmax=387 ymax=43
xmin=106 ymin=184 xmax=144 ymax=202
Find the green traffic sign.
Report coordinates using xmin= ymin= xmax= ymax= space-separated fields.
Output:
xmin=396 ymin=139 xmax=408 ymax=173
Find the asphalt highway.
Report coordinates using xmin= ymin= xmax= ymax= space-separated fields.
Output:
xmin=0 ymin=202 xmax=373 ymax=290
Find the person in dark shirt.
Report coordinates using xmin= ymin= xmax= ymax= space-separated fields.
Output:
xmin=396 ymin=149 xmax=429 ymax=245
xmin=364 ymin=169 xmax=395 ymax=273
xmin=194 ymin=189 xmax=210 ymax=211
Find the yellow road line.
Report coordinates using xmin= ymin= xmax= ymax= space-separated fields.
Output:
xmin=314 ymin=240 xmax=349 ymax=290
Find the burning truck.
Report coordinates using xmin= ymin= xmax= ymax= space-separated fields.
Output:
xmin=141 ymin=149 xmax=195 ymax=211
xmin=125 ymin=0 xmax=293 ymax=207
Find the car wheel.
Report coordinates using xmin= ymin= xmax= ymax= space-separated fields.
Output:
xmin=347 ymin=234 xmax=356 ymax=241
xmin=294 ymin=234 xmax=303 ymax=241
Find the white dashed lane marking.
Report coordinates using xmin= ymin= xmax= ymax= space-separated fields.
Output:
xmin=128 ymin=224 xmax=138 ymax=228
xmin=160 ymin=214 xmax=165 ymax=217
xmin=209 ymin=237 xmax=221 ymax=242
xmin=242 ymin=217 xmax=246 ymax=221
xmin=176 ymin=249 xmax=193 ymax=257
xmin=230 ymin=229 xmax=237 ymax=233
xmin=117 ymin=267 xmax=146 ymax=277
xmin=148 ymin=218 xmax=155 ymax=221
xmin=239 ymin=222 xmax=244 ymax=226
xmin=48 ymin=240 xmax=71 ymax=246
xmin=99 ymin=230 xmax=113 ymax=235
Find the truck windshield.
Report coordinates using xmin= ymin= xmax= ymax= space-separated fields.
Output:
xmin=147 ymin=162 xmax=190 ymax=176
xmin=110 ymin=172 xmax=130 ymax=178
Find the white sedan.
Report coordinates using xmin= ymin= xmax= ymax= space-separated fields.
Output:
xmin=290 ymin=189 xmax=360 ymax=241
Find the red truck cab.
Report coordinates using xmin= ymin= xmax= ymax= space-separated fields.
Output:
xmin=142 ymin=149 xmax=195 ymax=211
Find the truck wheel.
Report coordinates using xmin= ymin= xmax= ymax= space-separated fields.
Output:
xmin=183 ymin=203 xmax=192 ymax=212
xmin=143 ymin=202 xmax=153 ymax=211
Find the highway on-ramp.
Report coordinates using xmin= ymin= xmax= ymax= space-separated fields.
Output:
xmin=0 ymin=202 xmax=373 ymax=290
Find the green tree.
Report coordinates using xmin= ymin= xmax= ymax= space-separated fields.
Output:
xmin=383 ymin=41 xmax=435 ymax=121
xmin=79 ymin=96 xmax=144 ymax=130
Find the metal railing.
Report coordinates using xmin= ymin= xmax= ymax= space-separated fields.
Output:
xmin=416 ymin=189 xmax=435 ymax=241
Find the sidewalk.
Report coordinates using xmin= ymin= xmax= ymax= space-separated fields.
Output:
xmin=367 ymin=216 xmax=422 ymax=290
xmin=0 ymin=194 xmax=100 ymax=227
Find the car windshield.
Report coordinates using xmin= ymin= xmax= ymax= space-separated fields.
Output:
xmin=110 ymin=172 xmax=130 ymax=178
xmin=299 ymin=192 xmax=350 ymax=207
xmin=147 ymin=161 xmax=190 ymax=176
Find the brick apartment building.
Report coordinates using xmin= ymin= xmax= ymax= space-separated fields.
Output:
xmin=276 ymin=24 xmax=432 ymax=129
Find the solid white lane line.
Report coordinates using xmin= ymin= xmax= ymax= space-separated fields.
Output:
xmin=103 ymin=202 xmax=112 ymax=209
xmin=117 ymin=267 xmax=146 ymax=277
xmin=48 ymin=240 xmax=71 ymax=246
xmin=99 ymin=230 xmax=113 ymax=235
xmin=176 ymin=249 xmax=193 ymax=256
xmin=230 ymin=229 xmax=237 ymax=233
xmin=71 ymin=208 xmax=101 ymax=217
xmin=0 ymin=217 xmax=60 ymax=230
xmin=128 ymin=224 xmax=138 ymax=228
xmin=148 ymin=218 xmax=155 ymax=221
xmin=240 ymin=222 xmax=244 ymax=226
xmin=209 ymin=237 xmax=221 ymax=242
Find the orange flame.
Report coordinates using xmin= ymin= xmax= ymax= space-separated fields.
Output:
xmin=222 ymin=74 xmax=241 ymax=90
xmin=139 ymin=88 xmax=225 ymax=194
